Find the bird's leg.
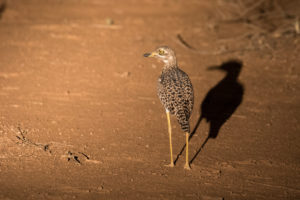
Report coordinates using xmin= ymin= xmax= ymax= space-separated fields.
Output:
xmin=184 ymin=132 xmax=191 ymax=170
xmin=165 ymin=111 xmax=174 ymax=167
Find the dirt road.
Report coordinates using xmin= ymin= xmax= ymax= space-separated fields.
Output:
xmin=0 ymin=0 xmax=299 ymax=199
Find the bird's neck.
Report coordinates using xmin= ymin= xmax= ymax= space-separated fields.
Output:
xmin=162 ymin=64 xmax=178 ymax=73
xmin=162 ymin=56 xmax=178 ymax=71
xmin=162 ymin=56 xmax=177 ymax=70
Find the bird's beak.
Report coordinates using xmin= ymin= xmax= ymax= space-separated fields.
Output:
xmin=143 ymin=51 xmax=158 ymax=57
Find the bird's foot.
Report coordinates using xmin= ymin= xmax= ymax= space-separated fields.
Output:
xmin=184 ymin=163 xmax=191 ymax=170
xmin=164 ymin=163 xmax=175 ymax=168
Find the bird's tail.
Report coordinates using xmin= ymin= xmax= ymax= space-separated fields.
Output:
xmin=176 ymin=109 xmax=190 ymax=133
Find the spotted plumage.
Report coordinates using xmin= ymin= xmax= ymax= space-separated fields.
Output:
xmin=157 ymin=67 xmax=193 ymax=133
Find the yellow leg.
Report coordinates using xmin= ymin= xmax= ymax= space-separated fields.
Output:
xmin=184 ymin=132 xmax=191 ymax=170
xmin=165 ymin=111 xmax=174 ymax=167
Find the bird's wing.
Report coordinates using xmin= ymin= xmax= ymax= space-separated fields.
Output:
xmin=157 ymin=69 xmax=194 ymax=117
xmin=177 ymin=69 xmax=194 ymax=115
xmin=157 ymin=74 xmax=176 ymax=114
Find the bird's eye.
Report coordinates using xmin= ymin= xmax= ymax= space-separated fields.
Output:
xmin=158 ymin=49 xmax=165 ymax=55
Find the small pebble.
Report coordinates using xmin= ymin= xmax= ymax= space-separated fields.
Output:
xmin=106 ymin=18 xmax=114 ymax=25
xmin=97 ymin=185 xmax=104 ymax=191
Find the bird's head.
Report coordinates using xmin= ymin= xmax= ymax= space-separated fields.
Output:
xmin=144 ymin=46 xmax=177 ymax=67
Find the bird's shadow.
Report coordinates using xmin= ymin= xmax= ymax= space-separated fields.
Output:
xmin=174 ymin=59 xmax=244 ymax=165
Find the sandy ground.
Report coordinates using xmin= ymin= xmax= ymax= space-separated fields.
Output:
xmin=0 ymin=0 xmax=300 ymax=199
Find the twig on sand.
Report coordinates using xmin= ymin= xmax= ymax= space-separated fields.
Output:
xmin=79 ymin=152 xmax=90 ymax=160
xmin=13 ymin=126 xmax=95 ymax=165
xmin=238 ymin=0 xmax=267 ymax=20
xmin=64 ymin=151 xmax=92 ymax=164
xmin=16 ymin=126 xmax=51 ymax=153
xmin=177 ymin=0 xmax=298 ymax=56
xmin=176 ymin=34 xmax=195 ymax=50
xmin=67 ymin=151 xmax=82 ymax=164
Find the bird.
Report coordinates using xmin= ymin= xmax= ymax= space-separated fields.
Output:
xmin=144 ymin=46 xmax=194 ymax=170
